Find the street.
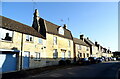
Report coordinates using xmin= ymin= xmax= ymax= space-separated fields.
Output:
xmin=25 ymin=61 xmax=120 ymax=79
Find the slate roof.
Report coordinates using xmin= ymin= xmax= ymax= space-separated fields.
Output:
xmin=44 ymin=19 xmax=73 ymax=40
xmin=0 ymin=16 xmax=45 ymax=39
xmin=73 ymin=37 xmax=89 ymax=47
xmin=84 ymin=38 xmax=95 ymax=46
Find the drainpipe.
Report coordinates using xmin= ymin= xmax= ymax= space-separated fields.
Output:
xmin=73 ymin=43 xmax=76 ymax=62
xmin=20 ymin=33 xmax=23 ymax=70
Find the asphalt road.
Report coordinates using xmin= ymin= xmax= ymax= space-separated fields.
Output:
xmin=26 ymin=61 xmax=120 ymax=79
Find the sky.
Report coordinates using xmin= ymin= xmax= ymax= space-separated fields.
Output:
xmin=2 ymin=2 xmax=118 ymax=51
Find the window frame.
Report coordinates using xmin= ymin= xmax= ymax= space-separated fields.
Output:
xmin=0 ymin=28 xmax=13 ymax=41
xmin=68 ymin=51 xmax=71 ymax=58
xmin=34 ymin=52 xmax=41 ymax=61
xmin=53 ymin=36 xmax=57 ymax=45
xmin=78 ymin=52 xmax=82 ymax=58
xmin=68 ymin=40 xmax=71 ymax=47
xmin=53 ymin=49 xmax=58 ymax=59
xmin=26 ymin=35 xmax=34 ymax=42
xmin=78 ymin=45 xmax=82 ymax=50
xmin=58 ymin=27 xmax=64 ymax=35
xmin=86 ymin=47 xmax=89 ymax=51
xmin=38 ymin=38 xmax=43 ymax=44
xmin=87 ymin=53 xmax=89 ymax=57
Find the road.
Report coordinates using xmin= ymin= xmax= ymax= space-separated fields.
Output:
xmin=25 ymin=61 xmax=120 ymax=79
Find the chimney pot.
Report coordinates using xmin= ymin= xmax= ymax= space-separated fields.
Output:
xmin=95 ymin=41 xmax=97 ymax=46
xmin=63 ymin=24 xmax=67 ymax=29
xmin=80 ymin=34 xmax=84 ymax=41
xmin=87 ymin=37 xmax=89 ymax=39
xmin=34 ymin=9 xmax=39 ymax=17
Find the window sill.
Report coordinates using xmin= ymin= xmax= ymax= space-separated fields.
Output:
xmin=0 ymin=40 xmax=13 ymax=43
xmin=34 ymin=59 xmax=41 ymax=61
xmin=38 ymin=43 xmax=43 ymax=45
xmin=53 ymin=57 xmax=58 ymax=59
xmin=25 ymin=41 xmax=34 ymax=43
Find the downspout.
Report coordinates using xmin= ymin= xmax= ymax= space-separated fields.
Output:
xmin=73 ymin=42 xmax=76 ymax=62
xmin=20 ymin=33 xmax=23 ymax=70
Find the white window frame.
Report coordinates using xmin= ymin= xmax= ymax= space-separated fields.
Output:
xmin=38 ymin=38 xmax=43 ymax=44
xmin=78 ymin=52 xmax=82 ymax=58
xmin=58 ymin=27 xmax=64 ymax=35
xmin=0 ymin=28 xmax=13 ymax=41
xmin=53 ymin=49 xmax=58 ymax=58
xmin=68 ymin=40 xmax=71 ymax=47
xmin=62 ymin=52 xmax=65 ymax=59
xmin=26 ymin=35 xmax=33 ymax=42
xmin=23 ymin=51 xmax=30 ymax=57
xmin=87 ymin=53 xmax=89 ymax=57
xmin=35 ymin=52 xmax=41 ymax=60
xmin=68 ymin=51 xmax=71 ymax=58
xmin=53 ymin=36 xmax=57 ymax=45
xmin=78 ymin=45 xmax=81 ymax=50
xmin=86 ymin=47 xmax=89 ymax=51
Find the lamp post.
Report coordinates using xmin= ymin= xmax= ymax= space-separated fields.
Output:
xmin=108 ymin=47 xmax=110 ymax=58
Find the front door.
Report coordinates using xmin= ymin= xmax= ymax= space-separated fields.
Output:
xmin=61 ymin=52 xmax=65 ymax=60
xmin=23 ymin=52 xmax=30 ymax=69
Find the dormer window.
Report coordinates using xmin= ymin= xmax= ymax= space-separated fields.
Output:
xmin=58 ymin=27 xmax=64 ymax=35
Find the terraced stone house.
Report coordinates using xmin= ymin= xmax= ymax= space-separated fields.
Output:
xmin=0 ymin=16 xmax=46 ymax=73
xmin=32 ymin=9 xmax=74 ymax=66
xmin=73 ymin=37 xmax=90 ymax=62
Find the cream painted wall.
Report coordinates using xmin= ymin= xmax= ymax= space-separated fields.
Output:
xmin=75 ymin=44 xmax=90 ymax=58
xmin=46 ymin=33 xmax=74 ymax=59
xmin=22 ymin=34 xmax=46 ymax=58
xmin=92 ymin=46 xmax=98 ymax=57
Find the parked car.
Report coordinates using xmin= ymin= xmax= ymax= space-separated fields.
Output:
xmin=88 ymin=57 xmax=97 ymax=64
xmin=96 ymin=57 xmax=103 ymax=63
xmin=113 ymin=57 xmax=116 ymax=61
xmin=77 ymin=58 xmax=90 ymax=65
xmin=116 ymin=57 xmax=120 ymax=61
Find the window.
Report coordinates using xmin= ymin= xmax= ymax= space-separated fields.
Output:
xmin=87 ymin=53 xmax=89 ymax=57
xmin=35 ymin=52 xmax=41 ymax=60
xmin=53 ymin=36 xmax=57 ymax=45
xmin=26 ymin=35 xmax=33 ymax=42
xmin=62 ymin=52 xmax=65 ymax=59
xmin=0 ymin=28 xmax=13 ymax=41
xmin=78 ymin=52 xmax=82 ymax=58
xmin=80 ymin=53 xmax=82 ymax=57
xmin=83 ymin=53 xmax=85 ymax=58
xmin=86 ymin=47 xmax=89 ymax=51
xmin=78 ymin=45 xmax=81 ymax=50
xmin=68 ymin=51 xmax=71 ymax=58
xmin=58 ymin=27 xmax=64 ymax=35
xmin=53 ymin=49 xmax=58 ymax=58
xmin=23 ymin=51 xmax=30 ymax=57
xmin=38 ymin=38 xmax=43 ymax=44
xmin=68 ymin=40 xmax=71 ymax=47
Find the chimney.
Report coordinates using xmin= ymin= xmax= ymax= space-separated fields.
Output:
xmin=63 ymin=24 xmax=67 ymax=29
xmin=32 ymin=9 xmax=40 ymax=32
xmin=80 ymin=34 xmax=84 ymax=41
xmin=95 ymin=41 xmax=97 ymax=46
xmin=87 ymin=37 xmax=89 ymax=40
xmin=34 ymin=9 xmax=39 ymax=17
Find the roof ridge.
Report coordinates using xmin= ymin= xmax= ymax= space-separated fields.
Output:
xmin=1 ymin=16 xmax=31 ymax=27
xmin=39 ymin=17 xmax=72 ymax=32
